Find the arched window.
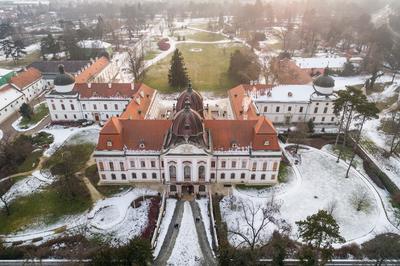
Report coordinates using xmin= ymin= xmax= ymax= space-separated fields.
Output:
xmin=199 ymin=185 xmax=206 ymax=192
xmin=184 ymin=165 xmax=191 ymax=181
xmin=198 ymin=165 xmax=205 ymax=180
xmin=262 ymin=162 xmax=268 ymax=171
xmin=169 ymin=165 xmax=176 ymax=180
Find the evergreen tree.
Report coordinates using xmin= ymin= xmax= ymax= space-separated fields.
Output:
xmin=10 ymin=40 xmax=26 ymax=63
xmin=228 ymin=49 xmax=260 ymax=84
xmin=296 ymin=210 xmax=345 ymax=264
xmin=19 ymin=103 xmax=33 ymax=120
xmin=168 ymin=49 xmax=189 ymax=89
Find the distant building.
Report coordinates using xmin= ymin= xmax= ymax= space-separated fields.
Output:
xmin=77 ymin=40 xmax=113 ymax=58
xmin=0 ymin=67 xmax=46 ymax=123
xmin=28 ymin=60 xmax=90 ymax=81
xmin=229 ymin=70 xmax=338 ymax=130
xmin=293 ymin=56 xmax=347 ymax=76
xmin=45 ymin=65 xmax=155 ymax=122
xmin=0 ymin=68 xmax=15 ymax=87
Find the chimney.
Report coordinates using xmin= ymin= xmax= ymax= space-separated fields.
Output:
xmin=108 ymin=83 xmax=112 ymax=89
xmin=88 ymin=83 xmax=91 ymax=88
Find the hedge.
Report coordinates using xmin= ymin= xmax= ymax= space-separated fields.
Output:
xmin=363 ymin=160 xmax=400 ymax=195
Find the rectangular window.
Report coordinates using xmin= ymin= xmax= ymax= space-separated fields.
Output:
xmin=130 ymin=161 xmax=135 ymax=168
xmin=299 ymin=107 xmax=304 ymax=113
xmin=252 ymin=162 xmax=257 ymax=171
xmin=111 ymin=174 xmax=116 ymax=180
xmin=61 ymin=104 xmax=65 ymax=110
xmin=152 ymin=173 xmax=157 ymax=179
xmin=104 ymin=104 xmax=108 ymax=110
xmin=101 ymin=174 xmax=106 ymax=180
xmin=142 ymin=173 xmax=147 ymax=179
xmin=121 ymin=174 xmax=126 ymax=180
xmin=211 ymin=173 xmax=215 ymax=179
xmin=241 ymin=160 xmax=247 ymax=169
xmin=271 ymin=174 xmax=276 ymax=180
xmin=314 ymin=107 xmax=318 ymax=113
xmin=151 ymin=161 xmax=156 ymax=168
xmin=273 ymin=162 xmax=278 ymax=171
xmin=288 ymin=106 xmax=292 ymax=111
xmin=276 ymin=106 xmax=280 ymax=112
xmin=262 ymin=162 xmax=268 ymax=171
xmin=82 ymin=104 xmax=86 ymax=110
xmin=70 ymin=104 xmax=75 ymax=110
xmin=251 ymin=174 xmax=255 ymax=180
xmin=331 ymin=117 xmax=335 ymax=122
xmin=132 ymin=173 xmax=137 ymax=179
xmin=221 ymin=161 xmax=226 ymax=168
xmin=231 ymin=161 xmax=236 ymax=168
xmin=99 ymin=162 xmax=104 ymax=171
xmin=141 ymin=161 xmax=146 ymax=168
xmin=240 ymin=173 xmax=245 ymax=179
xmin=230 ymin=173 xmax=235 ymax=179
xmin=120 ymin=162 xmax=124 ymax=171
xmin=261 ymin=174 xmax=266 ymax=180
xmin=52 ymin=104 xmax=56 ymax=110
xmin=93 ymin=104 xmax=97 ymax=110
xmin=323 ymin=107 xmax=328 ymax=113
xmin=220 ymin=173 xmax=225 ymax=179
xmin=115 ymin=104 xmax=118 ymax=110
xmin=263 ymin=106 xmax=268 ymax=112
xmin=322 ymin=117 xmax=325 ymax=122
xmin=211 ymin=161 xmax=216 ymax=168
xmin=109 ymin=162 xmax=114 ymax=171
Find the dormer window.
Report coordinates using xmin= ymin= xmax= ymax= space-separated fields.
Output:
xmin=107 ymin=140 xmax=112 ymax=147
xmin=264 ymin=140 xmax=270 ymax=146
xmin=139 ymin=141 xmax=145 ymax=149
xmin=288 ymin=92 xmax=293 ymax=97
xmin=231 ymin=141 xmax=238 ymax=148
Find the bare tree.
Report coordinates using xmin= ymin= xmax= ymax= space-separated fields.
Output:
xmin=0 ymin=178 xmax=14 ymax=216
xmin=288 ymin=122 xmax=308 ymax=153
xmin=350 ymin=188 xmax=372 ymax=212
xmin=127 ymin=45 xmax=145 ymax=82
xmin=325 ymin=200 xmax=338 ymax=216
xmin=228 ymin=197 xmax=289 ymax=250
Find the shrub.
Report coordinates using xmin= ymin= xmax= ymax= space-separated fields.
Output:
xmin=334 ymin=243 xmax=362 ymax=259
xmin=157 ymin=39 xmax=170 ymax=51
xmin=363 ymin=160 xmax=399 ymax=195
xmin=141 ymin=196 xmax=161 ymax=240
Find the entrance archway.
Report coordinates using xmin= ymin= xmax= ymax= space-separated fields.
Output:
xmin=182 ymin=185 xmax=194 ymax=195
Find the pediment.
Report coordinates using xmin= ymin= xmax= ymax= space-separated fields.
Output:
xmin=166 ymin=143 xmax=208 ymax=155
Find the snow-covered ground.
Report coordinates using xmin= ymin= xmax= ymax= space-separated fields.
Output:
xmin=40 ymin=125 xmax=100 ymax=157
xmin=3 ymin=188 xmax=158 ymax=245
xmin=153 ymin=198 xmax=177 ymax=258
xmin=196 ymin=198 xmax=213 ymax=251
xmin=220 ymin=146 xmax=399 ymax=248
xmin=0 ymin=171 xmax=55 ymax=209
xmin=167 ymin=202 xmax=203 ymax=266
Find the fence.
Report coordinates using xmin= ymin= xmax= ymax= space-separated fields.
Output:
xmin=150 ymin=189 xmax=167 ymax=249
xmin=208 ymin=190 xmax=219 ymax=251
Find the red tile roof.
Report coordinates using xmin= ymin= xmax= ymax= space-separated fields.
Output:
xmin=75 ymin=56 xmax=109 ymax=83
xmin=228 ymin=85 xmax=260 ymax=120
xmin=271 ymin=58 xmax=312 ymax=85
xmin=205 ymin=117 xmax=279 ymax=151
xmin=121 ymin=83 xmax=156 ymax=120
xmin=97 ymin=119 xmax=172 ymax=151
xmin=73 ymin=83 xmax=136 ymax=99
xmin=98 ymin=117 xmax=279 ymax=152
xmin=10 ymin=67 xmax=41 ymax=89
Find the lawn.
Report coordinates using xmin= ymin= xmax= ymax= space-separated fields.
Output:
xmin=44 ymin=143 xmax=95 ymax=175
xmin=144 ymin=50 xmax=161 ymax=61
xmin=0 ymin=51 xmax=41 ymax=68
xmin=0 ymin=186 xmax=91 ymax=234
xmin=19 ymin=103 xmax=49 ymax=129
xmin=16 ymin=149 xmax=43 ymax=173
xmin=188 ymin=32 xmax=227 ymax=42
xmin=142 ymin=43 xmax=245 ymax=95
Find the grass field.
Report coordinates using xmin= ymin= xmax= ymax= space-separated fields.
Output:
xmin=16 ymin=149 xmax=43 ymax=173
xmin=142 ymin=43 xmax=245 ymax=95
xmin=0 ymin=51 xmax=41 ymax=68
xmin=188 ymin=32 xmax=227 ymax=42
xmin=0 ymin=186 xmax=91 ymax=234
xmin=144 ymin=50 xmax=161 ymax=61
xmin=19 ymin=103 xmax=49 ymax=129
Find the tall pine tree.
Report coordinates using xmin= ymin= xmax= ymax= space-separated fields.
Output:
xmin=168 ymin=49 xmax=189 ymax=89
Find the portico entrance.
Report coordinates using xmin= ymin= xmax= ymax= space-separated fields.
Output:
xmin=182 ymin=184 xmax=194 ymax=195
